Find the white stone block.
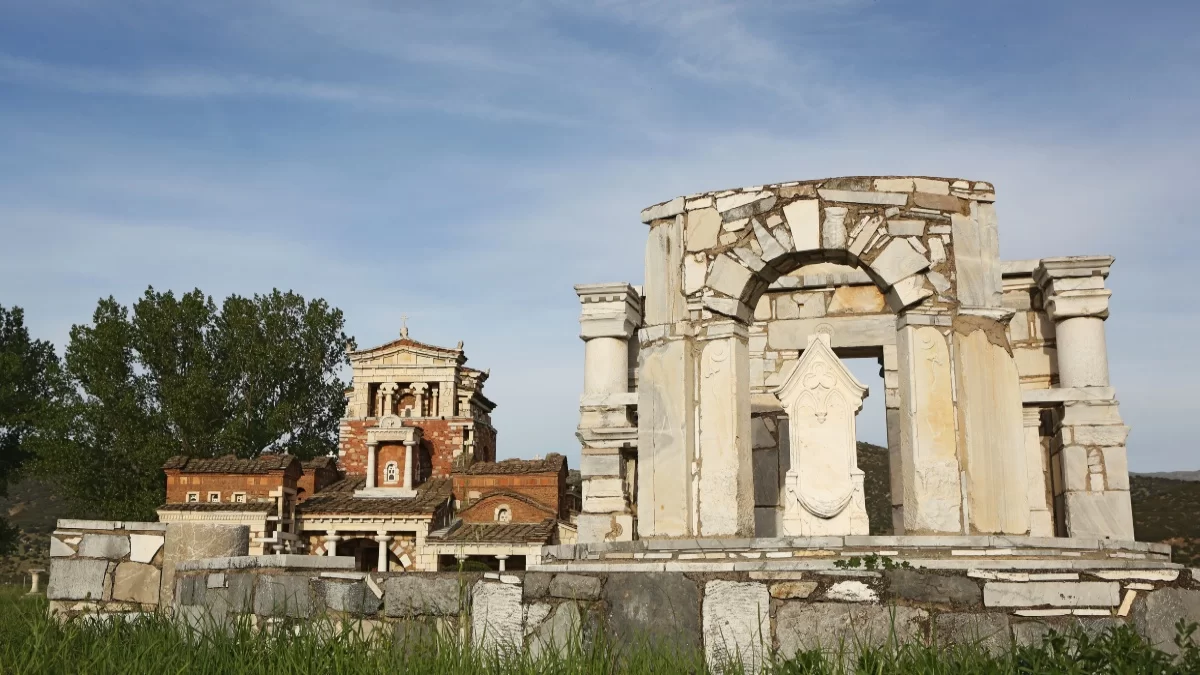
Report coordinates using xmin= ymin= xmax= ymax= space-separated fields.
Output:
xmin=471 ymin=582 xmax=523 ymax=650
xmin=703 ymin=581 xmax=770 ymax=673
xmin=641 ymin=197 xmax=685 ymax=223
xmin=871 ymin=238 xmax=930 ymax=287
xmin=873 ymin=178 xmax=914 ymax=192
xmin=822 ymin=206 xmax=848 ymax=250
xmin=580 ymin=454 xmax=621 ymax=477
xmin=818 ymin=189 xmax=908 ymax=206
xmin=752 ymin=217 xmax=788 ymax=260
xmin=686 ymin=208 xmax=721 ymax=253
xmin=888 ymin=219 xmax=925 ymax=236
xmin=889 ymin=275 xmax=933 ymax=309
xmin=50 ymin=537 xmax=75 ymax=557
xmin=707 ymin=254 xmax=753 ymax=300
xmin=1091 ymin=570 xmax=1178 ymax=581
xmin=984 ymin=581 xmax=1119 ymax=608
xmin=782 ymin=199 xmax=819 ymax=252
xmin=825 ymin=580 xmax=877 ymax=602
xmin=129 ymin=534 xmax=164 ymax=564
xmin=929 ymin=237 xmax=946 ymax=263
xmin=716 ymin=191 xmax=775 ymax=219
xmin=913 ymin=178 xmax=950 ymax=195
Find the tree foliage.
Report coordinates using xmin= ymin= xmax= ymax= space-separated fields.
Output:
xmin=0 ymin=305 xmax=68 ymax=553
xmin=35 ymin=287 xmax=350 ymax=520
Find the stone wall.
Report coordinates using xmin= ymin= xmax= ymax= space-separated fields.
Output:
xmin=46 ymin=520 xmax=168 ymax=619
xmin=168 ymin=561 xmax=1200 ymax=669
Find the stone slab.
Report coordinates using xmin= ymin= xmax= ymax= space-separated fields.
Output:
xmin=984 ymin=581 xmax=1119 ymax=608
xmin=528 ymin=601 xmax=581 ymax=660
xmin=934 ymin=612 xmax=1010 ymax=654
xmin=129 ymin=534 xmax=164 ymax=564
xmin=47 ymin=558 xmax=110 ymax=601
xmin=111 ymin=562 xmax=160 ymax=605
xmin=887 ymin=570 xmax=981 ymax=606
xmin=383 ymin=576 xmax=464 ymax=617
xmin=775 ymin=603 xmax=926 ymax=656
xmin=253 ymin=574 xmax=312 ymax=618
xmin=703 ymin=580 xmax=769 ymax=673
xmin=472 ymin=582 xmax=523 ymax=650
xmin=160 ymin=523 xmax=249 ymax=608
xmin=78 ymin=534 xmax=130 ymax=560
xmin=1132 ymin=588 xmax=1200 ymax=655
xmin=549 ymin=573 xmax=602 ymax=600
xmin=604 ymin=572 xmax=701 ymax=652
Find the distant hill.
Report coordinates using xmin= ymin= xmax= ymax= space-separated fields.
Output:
xmin=1133 ymin=470 xmax=1200 ymax=482
xmin=1 ymin=448 xmax=1195 ymax=583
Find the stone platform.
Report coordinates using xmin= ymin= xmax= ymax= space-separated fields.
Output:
xmin=535 ymin=535 xmax=1175 ymax=573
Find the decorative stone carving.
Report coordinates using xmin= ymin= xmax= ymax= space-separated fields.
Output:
xmin=774 ymin=329 xmax=869 ymax=536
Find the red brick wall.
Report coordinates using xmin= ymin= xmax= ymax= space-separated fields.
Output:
xmin=374 ymin=444 xmax=408 ymax=487
xmin=419 ymin=419 xmax=464 ymax=477
xmin=459 ymin=493 xmax=554 ymax=524
xmin=474 ymin=425 xmax=497 ymax=463
xmin=338 ymin=419 xmax=377 ymax=474
xmin=165 ymin=471 xmax=295 ymax=504
xmin=453 ymin=472 xmax=564 ymax=518
xmin=339 ymin=417 xmax=471 ymax=479
xmin=296 ymin=467 xmax=339 ymax=502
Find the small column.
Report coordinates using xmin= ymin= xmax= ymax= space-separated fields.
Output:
xmin=1035 ymin=256 xmax=1134 ymax=540
xmin=575 ymin=283 xmax=643 ymax=543
xmin=27 ymin=569 xmax=44 ymax=595
xmin=365 ymin=441 xmax=379 ymax=489
xmin=375 ymin=533 xmax=391 ymax=572
xmin=1035 ymin=257 xmax=1113 ymax=388
xmin=495 ymin=554 xmax=508 ymax=572
xmin=379 ymin=383 xmax=398 ymax=417
xmin=323 ymin=531 xmax=341 ymax=557
xmin=402 ymin=440 xmax=416 ymax=491
xmin=1023 ymin=409 xmax=1055 ymax=537
xmin=412 ymin=383 xmax=428 ymax=417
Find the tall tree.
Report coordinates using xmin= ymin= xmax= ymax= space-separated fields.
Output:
xmin=35 ymin=288 xmax=350 ymax=520
xmin=0 ymin=305 xmax=68 ymax=553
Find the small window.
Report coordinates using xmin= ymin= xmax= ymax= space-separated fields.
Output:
xmin=186 ymin=492 xmax=199 ymax=503
xmin=207 ymin=492 xmax=221 ymax=503
xmin=495 ymin=506 xmax=511 ymax=523
xmin=384 ymin=461 xmax=399 ymax=484
xmin=232 ymin=492 xmax=246 ymax=504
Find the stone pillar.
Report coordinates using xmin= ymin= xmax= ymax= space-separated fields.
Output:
xmin=694 ymin=320 xmax=754 ymax=537
xmin=880 ymin=345 xmax=904 ymax=534
xmin=379 ymin=383 xmax=397 ymax=417
xmin=375 ymin=533 xmax=391 ymax=572
xmin=636 ymin=324 xmax=696 ymax=538
xmin=895 ymin=315 xmax=963 ymax=534
xmin=27 ymin=569 xmax=43 ymax=595
xmin=412 ymin=383 xmax=428 ymax=417
xmin=495 ymin=554 xmax=508 ymax=572
xmin=1024 ymin=409 xmax=1055 ymax=537
xmin=575 ymin=283 xmax=642 ymax=542
xmin=953 ymin=308 xmax=1031 ymax=535
xmin=1035 ymin=257 xmax=1134 ymax=539
xmin=402 ymin=441 xmax=415 ymax=491
xmin=442 ymin=380 xmax=457 ymax=417
xmin=324 ymin=531 xmax=340 ymax=557
xmin=365 ymin=441 xmax=378 ymax=489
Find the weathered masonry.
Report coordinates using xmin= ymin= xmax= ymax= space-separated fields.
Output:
xmin=576 ymin=176 xmax=1133 ymax=543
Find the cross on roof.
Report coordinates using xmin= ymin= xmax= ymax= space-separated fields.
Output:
xmin=400 ymin=314 xmax=409 ymax=339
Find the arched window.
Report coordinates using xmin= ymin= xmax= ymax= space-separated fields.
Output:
xmin=384 ymin=461 xmax=399 ymax=484
xmin=495 ymin=506 xmax=511 ymax=523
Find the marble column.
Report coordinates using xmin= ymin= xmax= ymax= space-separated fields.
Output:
xmin=375 ymin=533 xmax=391 ymax=572
xmin=412 ymin=383 xmax=428 ymax=417
xmin=495 ymin=554 xmax=508 ymax=572
xmin=366 ymin=441 xmax=378 ymax=489
xmin=324 ymin=531 xmax=340 ymax=557
xmin=575 ymin=283 xmax=642 ymax=542
xmin=379 ymin=383 xmax=397 ymax=417
xmin=1035 ymin=256 xmax=1134 ymax=539
xmin=403 ymin=441 xmax=416 ymax=491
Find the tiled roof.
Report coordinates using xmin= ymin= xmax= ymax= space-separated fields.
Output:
xmin=157 ymin=502 xmax=275 ymax=513
xmin=162 ymin=454 xmax=298 ymax=474
xmin=352 ymin=337 xmax=462 ymax=357
xmin=301 ymin=457 xmax=339 ymax=471
xmin=297 ymin=477 xmax=452 ymax=516
xmin=463 ymin=453 xmax=566 ymax=475
xmin=429 ymin=518 xmax=557 ymax=544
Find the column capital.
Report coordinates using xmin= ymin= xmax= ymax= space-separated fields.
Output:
xmin=1034 ymin=256 xmax=1114 ymax=321
xmin=577 ymin=283 xmax=643 ymax=340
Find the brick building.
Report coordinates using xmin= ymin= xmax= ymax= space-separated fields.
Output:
xmin=157 ymin=329 xmax=574 ymax=571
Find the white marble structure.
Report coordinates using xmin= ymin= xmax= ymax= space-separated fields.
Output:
xmin=776 ymin=331 xmax=869 ymax=536
xmin=576 ymin=176 xmax=1135 ymax=543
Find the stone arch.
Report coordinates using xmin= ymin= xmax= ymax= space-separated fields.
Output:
xmin=637 ymin=177 xmax=1034 ymax=540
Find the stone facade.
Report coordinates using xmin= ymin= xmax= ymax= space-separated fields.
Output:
xmin=577 ymin=176 xmax=1134 ymax=544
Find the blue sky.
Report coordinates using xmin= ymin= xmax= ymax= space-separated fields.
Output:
xmin=1 ymin=1 xmax=1197 ymax=471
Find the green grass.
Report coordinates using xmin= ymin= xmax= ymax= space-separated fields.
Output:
xmin=3 ymin=587 xmax=1199 ymax=674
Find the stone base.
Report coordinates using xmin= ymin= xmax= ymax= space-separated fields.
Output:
xmin=538 ymin=535 xmax=1172 ymax=573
